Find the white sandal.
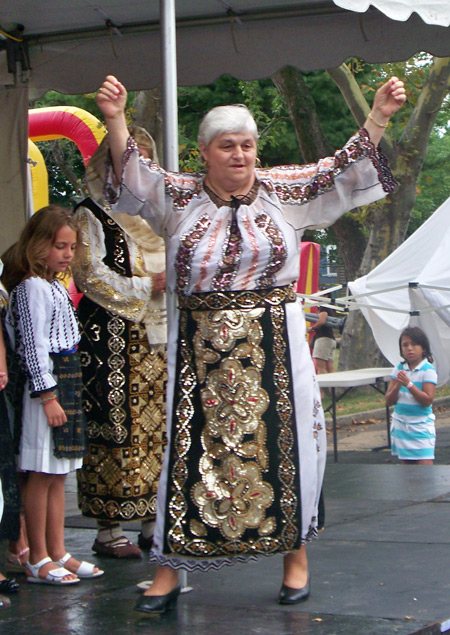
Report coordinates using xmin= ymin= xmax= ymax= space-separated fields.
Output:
xmin=56 ymin=553 xmax=104 ymax=579
xmin=26 ymin=557 xmax=80 ymax=585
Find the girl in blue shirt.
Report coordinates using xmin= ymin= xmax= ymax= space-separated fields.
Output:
xmin=386 ymin=326 xmax=437 ymax=464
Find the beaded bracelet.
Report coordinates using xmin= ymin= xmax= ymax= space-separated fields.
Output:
xmin=40 ymin=394 xmax=57 ymax=405
xmin=368 ymin=112 xmax=389 ymax=129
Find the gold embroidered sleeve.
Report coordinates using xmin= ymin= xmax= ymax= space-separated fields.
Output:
xmin=72 ymin=209 xmax=152 ymax=323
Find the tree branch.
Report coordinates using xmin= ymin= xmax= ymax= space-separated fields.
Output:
xmin=326 ymin=63 xmax=394 ymax=160
xmin=400 ymin=56 xmax=450 ymax=168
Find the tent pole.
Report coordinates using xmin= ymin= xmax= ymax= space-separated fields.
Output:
xmin=160 ymin=0 xmax=189 ymax=593
xmin=160 ymin=0 xmax=179 ymax=171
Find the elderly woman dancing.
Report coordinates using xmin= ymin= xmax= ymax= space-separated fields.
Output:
xmin=95 ymin=74 xmax=405 ymax=613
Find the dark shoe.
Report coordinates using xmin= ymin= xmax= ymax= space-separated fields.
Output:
xmin=0 ymin=578 xmax=19 ymax=594
xmin=278 ymin=575 xmax=310 ymax=605
xmin=92 ymin=537 xmax=142 ymax=559
xmin=137 ymin=533 xmax=153 ymax=550
xmin=134 ymin=584 xmax=181 ymax=614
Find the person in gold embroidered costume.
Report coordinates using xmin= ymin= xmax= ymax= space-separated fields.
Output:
xmin=72 ymin=128 xmax=167 ymax=558
xmin=95 ymin=75 xmax=406 ymax=612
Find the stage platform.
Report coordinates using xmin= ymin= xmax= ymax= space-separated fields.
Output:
xmin=1 ymin=457 xmax=450 ymax=634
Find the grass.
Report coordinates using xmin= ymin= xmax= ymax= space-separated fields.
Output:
xmin=321 ymin=382 xmax=450 ymax=416
xmin=320 ymin=348 xmax=450 ymax=416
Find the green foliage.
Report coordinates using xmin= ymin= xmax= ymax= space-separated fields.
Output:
xmin=36 ymin=139 xmax=85 ymax=208
xmin=303 ymin=70 xmax=356 ymax=150
xmin=323 ymin=56 xmax=450 ymax=248
xmin=177 ymin=75 xmax=301 ymax=170
xmin=411 ymin=126 xmax=450 ymax=234
xmin=377 ymin=56 xmax=450 ymax=236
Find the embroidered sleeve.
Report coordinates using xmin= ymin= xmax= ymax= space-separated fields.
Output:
xmin=258 ymin=129 xmax=397 ymax=232
xmin=72 ymin=207 xmax=156 ymax=324
xmin=14 ymin=279 xmax=57 ymax=396
xmin=103 ymin=137 xmax=203 ymax=234
xmin=103 ymin=138 xmax=170 ymax=237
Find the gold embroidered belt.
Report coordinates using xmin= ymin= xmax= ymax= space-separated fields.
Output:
xmin=177 ymin=285 xmax=296 ymax=311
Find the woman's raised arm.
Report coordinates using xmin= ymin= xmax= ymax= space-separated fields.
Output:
xmin=96 ymin=75 xmax=130 ymax=181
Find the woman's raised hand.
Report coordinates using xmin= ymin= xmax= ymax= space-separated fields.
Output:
xmin=96 ymin=75 xmax=128 ymax=120
xmin=364 ymin=76 xmax=406 ymax=144
xmin=372 ymin=76 xmax=406 ymax=121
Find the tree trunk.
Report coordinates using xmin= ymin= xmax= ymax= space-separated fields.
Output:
xmin=337 ymin=57 xmax=450 ymax=370
xmin=272 ymin=66 xmax=333 ymax=162
xmin=273 ymin=59 xmax=450 ymax=370
xmin=272 ymin=66 xmax=368 ymax=280
xmin=132 ymin=87 xmax=164 ymax=164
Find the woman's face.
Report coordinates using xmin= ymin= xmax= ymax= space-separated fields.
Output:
xmin=201 ymin=132 xmax=257 ymax=193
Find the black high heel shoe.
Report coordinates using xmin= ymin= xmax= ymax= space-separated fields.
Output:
xmin=278 ymin=573 xmax=310 ymax=605
xmin=134 ymin=584 xmax=181 ymax=614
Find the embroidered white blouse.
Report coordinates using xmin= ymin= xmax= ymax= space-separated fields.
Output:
xmin=7 ymin=277 xmax=80 ymax=395
xmin=105 ymin=129 xmax=395 ymax=297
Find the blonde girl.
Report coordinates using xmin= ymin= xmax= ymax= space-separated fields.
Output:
xmin=4 ymin=206 xmax=103 ymax=584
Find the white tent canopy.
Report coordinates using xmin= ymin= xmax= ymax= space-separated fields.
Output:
xmin=1 ymin=1 xmax=450 ymax=97
xmin=348 ymin=196 xmax=450 ymax=385
xmin=334 ymin=1 xmax=450 ymax=26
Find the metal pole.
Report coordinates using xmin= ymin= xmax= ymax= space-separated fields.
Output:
xmin=160 ymin=0 xmax=189 ymax=592
xmin=160 ymin=0 xmax=179 ymax=171
xmin=332 ymin=387 xmax=338 ymax=463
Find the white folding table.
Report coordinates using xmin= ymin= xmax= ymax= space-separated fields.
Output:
xmin=317 ymin=367 xmax=393 ymax=462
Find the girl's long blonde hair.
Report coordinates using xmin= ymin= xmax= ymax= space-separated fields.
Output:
xmin=1 ymin=205 xmax=81 ymax=293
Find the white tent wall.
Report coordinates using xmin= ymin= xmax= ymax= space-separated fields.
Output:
xmin=0 ymin=84 xmax=29 ymax=255
xmin=409 ymin=286 xmax=450 ymax=386
xmin=349 ymin=196 xmax=450 ymax=385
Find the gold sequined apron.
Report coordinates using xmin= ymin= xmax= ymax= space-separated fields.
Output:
xmin=163 ymin=285 xmax=303 ymax=560
xmin=75 ymin=200 xmax=167 ymax=522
